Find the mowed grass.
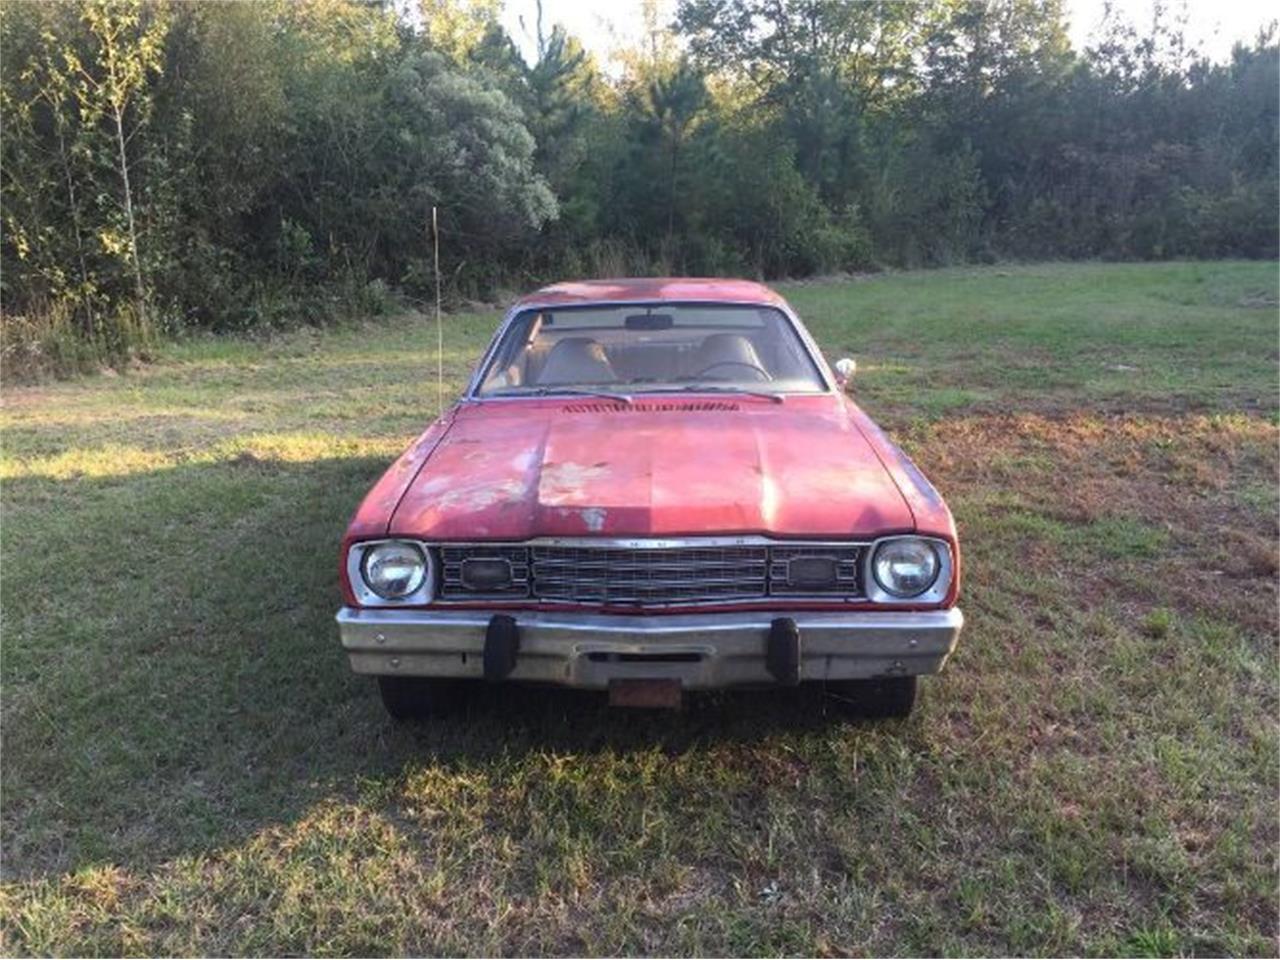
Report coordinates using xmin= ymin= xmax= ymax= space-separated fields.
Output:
xmin=1 ymin=261 xmax=1277 ymax=956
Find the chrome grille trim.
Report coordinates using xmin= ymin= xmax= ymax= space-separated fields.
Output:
xmin=532 ymin=543 xmax=768 ymax=604
xmin=433 ymin=538 xmax=872 ymax=605
xmin=439 ymin=544 xmax=531 ymax=599
xmin=769 ymin=545 xmax=863 ymax=596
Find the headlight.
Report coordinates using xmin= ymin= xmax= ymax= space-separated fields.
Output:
xmin=361 ymin=541 xmax=427 ymax=599
xmin=872 ymin=538 xmax=940 ymax=598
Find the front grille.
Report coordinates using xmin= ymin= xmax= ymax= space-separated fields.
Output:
xmin=531 ymin=544 xmax=769 ymax=604
xmin=437 ymin=541 xmax=866 ymax=605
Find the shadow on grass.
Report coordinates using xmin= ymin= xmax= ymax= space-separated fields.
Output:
xmin=389 ymin=682 xmax=857 ymax=757
xmin=0 ymin=453 xmax=855 ymax=883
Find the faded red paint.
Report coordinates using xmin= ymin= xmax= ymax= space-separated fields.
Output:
xmin=338 ymin=414 xmax=455 ymax=605
xmin=844 ymin=403 xmax=962 ymax=606
xmin=388 ymin=395 xmax=914 ymax=540
xmin=339 ymin=279 xmax=961 ymax=611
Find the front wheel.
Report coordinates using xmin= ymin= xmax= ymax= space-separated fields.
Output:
xmin=821 ymin=676 xmax=917 ymax=719
xmin=377 ymin=675 xmax=471 ymax=720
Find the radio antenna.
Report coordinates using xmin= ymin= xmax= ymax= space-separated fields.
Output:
xmin=432 ymin=205 xmax=444 ymax=416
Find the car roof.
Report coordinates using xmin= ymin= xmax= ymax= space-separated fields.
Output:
xmin=512 ymin=277 xmax=788 ymax=309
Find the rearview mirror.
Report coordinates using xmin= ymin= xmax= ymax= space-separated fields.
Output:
xmin=834 ymin=357 xmax=857 ymax=387
xmin=625 ymin=313 xmax=674 ymax=330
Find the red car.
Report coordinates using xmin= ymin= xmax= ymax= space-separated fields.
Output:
xmin=337 ymin=279 xmax=963 ymax=719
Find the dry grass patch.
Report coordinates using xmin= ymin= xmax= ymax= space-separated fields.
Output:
xmin=908 ymin=411 xmax=1279 ymax=635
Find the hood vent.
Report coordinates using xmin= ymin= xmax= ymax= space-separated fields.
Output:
xmin=563 ymin=401 xmax=739 ymax=414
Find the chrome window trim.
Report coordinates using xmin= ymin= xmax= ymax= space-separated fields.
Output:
xmin=347 ymin=538 xmax=437 ymax=606
xmin=863 ymin=535 xmax=954 ymax=605
xmin=463 ymin=298 xmax=839 ymax=400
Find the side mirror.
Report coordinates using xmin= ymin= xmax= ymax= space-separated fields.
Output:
xmin=834 ymin=357 xmax=857 ymax=388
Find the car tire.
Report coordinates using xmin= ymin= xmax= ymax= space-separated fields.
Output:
xmin=376 ymin=675 xmax=470 ymax=720
xmin=823 ymin=676 xmax=917 ymax=718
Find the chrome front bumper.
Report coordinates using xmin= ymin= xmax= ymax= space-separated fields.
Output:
xmin=336 ymin=606 xmax=964 ymax=689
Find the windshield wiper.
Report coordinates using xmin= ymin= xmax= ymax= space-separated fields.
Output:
xmin=497 ymin=386 xmax=634 ymax=405
xmin=656 ymin=384 xmax=785 ymax=404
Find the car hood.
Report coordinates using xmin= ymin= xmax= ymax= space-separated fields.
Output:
xmin=388 ymin=396 xmax=915 ymax=539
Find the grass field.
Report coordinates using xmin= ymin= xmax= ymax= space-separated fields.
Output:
xmin=2 ymin=261 xmax=1277 ymax=956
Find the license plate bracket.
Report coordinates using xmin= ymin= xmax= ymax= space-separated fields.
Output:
xmin=608 ymin=678 xmax=682 ymax=709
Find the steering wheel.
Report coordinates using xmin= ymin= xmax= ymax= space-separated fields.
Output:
xmin=693 ymin=360 xmax=771 ymax=382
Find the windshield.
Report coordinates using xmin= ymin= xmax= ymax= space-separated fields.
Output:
xmin=475 ymin=303 xmax=827 ymax=397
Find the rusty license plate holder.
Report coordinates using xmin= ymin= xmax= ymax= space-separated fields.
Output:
xmin=608 ymin=678 xmax=683 ymax=709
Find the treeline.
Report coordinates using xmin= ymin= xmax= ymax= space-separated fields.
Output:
xmin=2 ymin=0 xmax=1277 ymax=375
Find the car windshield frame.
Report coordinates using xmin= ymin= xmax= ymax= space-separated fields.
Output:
xmin=467 ymin=299 xmax=835 ymax=400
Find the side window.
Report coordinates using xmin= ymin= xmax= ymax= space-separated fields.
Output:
xmin=481 ymin=313 xmax=540 ymax=390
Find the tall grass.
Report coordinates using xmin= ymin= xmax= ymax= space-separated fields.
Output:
xmin=0 ymin=299 xmax=157 ymax=382
xmin=0 ymin=272 xmax=406 ymax=383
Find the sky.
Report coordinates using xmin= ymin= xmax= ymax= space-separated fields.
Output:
xmin=498 ymin=0 xmax=1275 ymax=68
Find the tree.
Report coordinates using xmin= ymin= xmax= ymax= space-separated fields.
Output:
xmin=420 ymin=0 xmax=501 ymax=64
xmin=2 ymin=0 xmax=1276 ymax=378
xmin=676 ymin=0 xmax=930 ymax=201
xmin=2 ymin=2 xmax=101 ymax=334
xmin=375 ymin=47 xmax=558 ymax=296
xmin=636 ymin=59 xmax=708 ymax=244
xmin=67 ymin=0 xmax=169 ymax=327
